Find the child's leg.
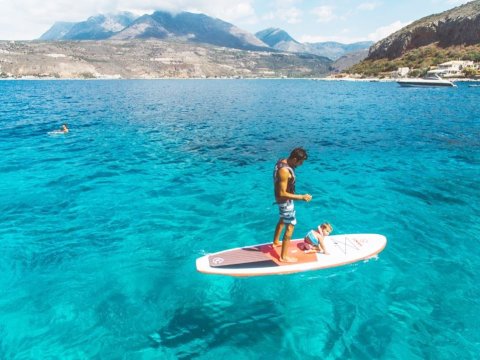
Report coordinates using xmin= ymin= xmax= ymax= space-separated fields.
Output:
xmin=302 ymin=239 xmax=318 ymax=253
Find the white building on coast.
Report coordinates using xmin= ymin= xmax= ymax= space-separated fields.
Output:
xmin=396 ymin=67 xmax=410 ymax=77
xmin=428 ymin=60 xmax=477 ymax=78
xmin=395 ymin=61 xmax=479 ymax=79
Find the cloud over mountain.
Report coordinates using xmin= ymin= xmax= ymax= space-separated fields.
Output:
xmin=40 ymin=10 xmax=268 ymax=51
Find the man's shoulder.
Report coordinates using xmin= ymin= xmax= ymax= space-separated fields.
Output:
xmin=277 ymin=166 xmax=292 ymax=177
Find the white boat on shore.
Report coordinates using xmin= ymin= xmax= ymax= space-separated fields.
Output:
xmin=397 ymin=74 xmax=456 ymax=87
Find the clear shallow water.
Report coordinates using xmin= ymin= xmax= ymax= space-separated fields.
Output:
xmin=0 ymin=79 xmax=479 ymax=359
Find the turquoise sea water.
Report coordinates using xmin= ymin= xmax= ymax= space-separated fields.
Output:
xmin=0 ymin=79 xmax=479 ymax=359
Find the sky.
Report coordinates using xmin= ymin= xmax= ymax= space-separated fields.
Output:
xmin=0 ymin=0 xmax=473 ymax=43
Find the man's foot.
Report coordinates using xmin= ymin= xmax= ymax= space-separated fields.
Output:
xmin=273 ymin=242 xmax=282 ymax=247
xmin=279 ymin=256 xmax=297 ymax=263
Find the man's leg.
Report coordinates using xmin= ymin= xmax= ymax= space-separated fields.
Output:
xmin=280 ymin=223 xmax=297 ymax=262
xmin=273 ymin=219 xmax=285 ymax=246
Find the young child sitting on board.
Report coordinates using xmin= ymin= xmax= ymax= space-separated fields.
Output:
xmin=302 ymin=223 xmax=333 ymax=254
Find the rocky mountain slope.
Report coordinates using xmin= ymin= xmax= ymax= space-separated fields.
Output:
xmin=368 ymin=0 xmax=480 ymax=60
xmin=0 ymin=40 xmax=332 ymax=79
xmin=255 ymin=28 xmax=372 ymax=60
xmin=331 ymin=49 xmax=370 ymax=72
xmin=255 ymin=28 xmax=299 ymax=47
xmin=113 ymin=11 xmax=267 ymax=50
xmin=41 ymin=13 xmax=137 ymax=41
xmin=306 ymin=41 xmax=373 ymax=60
xmin=39 ymin=22 xmax=76 ymax=40
xmin=40 ymin=11 xmax=268 ymax=51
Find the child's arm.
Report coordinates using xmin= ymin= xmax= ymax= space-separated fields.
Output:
xmin=315 ymin=233 xmax=329 ymax=255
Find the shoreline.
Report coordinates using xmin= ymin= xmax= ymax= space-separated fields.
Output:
xmin=2 ymin=74 xmax=478 ymax=84
xmin=1 ymin=76 xmax=479 ymax=82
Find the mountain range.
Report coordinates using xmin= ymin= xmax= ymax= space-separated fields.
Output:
xmin=255 ymin=28 xmax=373 ymax=60
xmin=39 ymin=11 xmax=372 ymax=61
xmin=8 ymin=2 xmax=479 ymax=79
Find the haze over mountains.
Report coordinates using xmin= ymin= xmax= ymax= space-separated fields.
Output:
xmin=39 ymin=11 xmax=372 ymax=61
xmin=40 ymin=13 xmax=137 ymax=41
xmin=40 ymin=11 xmax=267 ymax=51
xmin=255 ymin=28 xmax=373 ymax=60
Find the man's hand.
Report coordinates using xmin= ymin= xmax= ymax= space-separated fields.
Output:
xmin=302 ymin=194 xmax=312 ymax=202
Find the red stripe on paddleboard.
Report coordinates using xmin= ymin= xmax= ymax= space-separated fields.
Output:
xmin=259 ymin=240 xmax=317 ymax=265
xmin=208 ymin=240 xmax=316 ymax=267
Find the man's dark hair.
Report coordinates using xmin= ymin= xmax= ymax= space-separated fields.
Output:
xmin=289 ymin=147 xmax=308 ymax=161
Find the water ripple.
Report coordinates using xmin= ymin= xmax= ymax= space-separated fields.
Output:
xmin=0 ymin=80 xmax=479 ymax=359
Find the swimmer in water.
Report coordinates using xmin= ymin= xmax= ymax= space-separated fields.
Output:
xmin=60 ymin=124 xmax=69 ymax=133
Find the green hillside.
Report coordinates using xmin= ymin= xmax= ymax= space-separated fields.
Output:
xmin=348 ymin=44 xmax=480 ymax=78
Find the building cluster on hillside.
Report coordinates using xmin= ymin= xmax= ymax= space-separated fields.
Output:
xmin=396 ymin=60 xmax=479 ymax=78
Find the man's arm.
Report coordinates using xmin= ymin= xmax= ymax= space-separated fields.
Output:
xmin=276 ymin=168 xmax=312 ymax=202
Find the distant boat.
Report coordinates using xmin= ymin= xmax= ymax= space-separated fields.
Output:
xmin=397 ymin=74 xmax=456 ymax=87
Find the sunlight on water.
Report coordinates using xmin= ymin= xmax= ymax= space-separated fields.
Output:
xmin=0 ymin=80 xmax=479 ymax=359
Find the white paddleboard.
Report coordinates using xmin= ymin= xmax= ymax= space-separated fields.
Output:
xmin=196 ymin=234 xmax=387 ymax=277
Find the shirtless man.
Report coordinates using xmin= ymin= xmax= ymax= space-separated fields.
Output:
xmin=273 ymin=147 xmax=312 ymax=262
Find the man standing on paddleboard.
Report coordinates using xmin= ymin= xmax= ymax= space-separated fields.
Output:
xmin=273 ymin=147 xmax=312 ymax=262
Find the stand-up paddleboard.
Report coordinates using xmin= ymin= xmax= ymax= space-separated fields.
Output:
xmin=196 ymin=234 xmax=387 ymax=277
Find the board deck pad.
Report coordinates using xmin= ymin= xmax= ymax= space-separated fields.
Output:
xmin=208 ymin=240 xmax=317 ymax=268
xmin=197 ymin=234 xmax=387 ymax=277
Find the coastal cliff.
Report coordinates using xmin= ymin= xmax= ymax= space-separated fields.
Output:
xmin=367 ymin=0 xmax=480 ymax=60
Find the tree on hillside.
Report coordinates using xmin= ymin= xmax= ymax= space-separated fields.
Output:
xmin=462 ymin=66 xmax=478 ymax=78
